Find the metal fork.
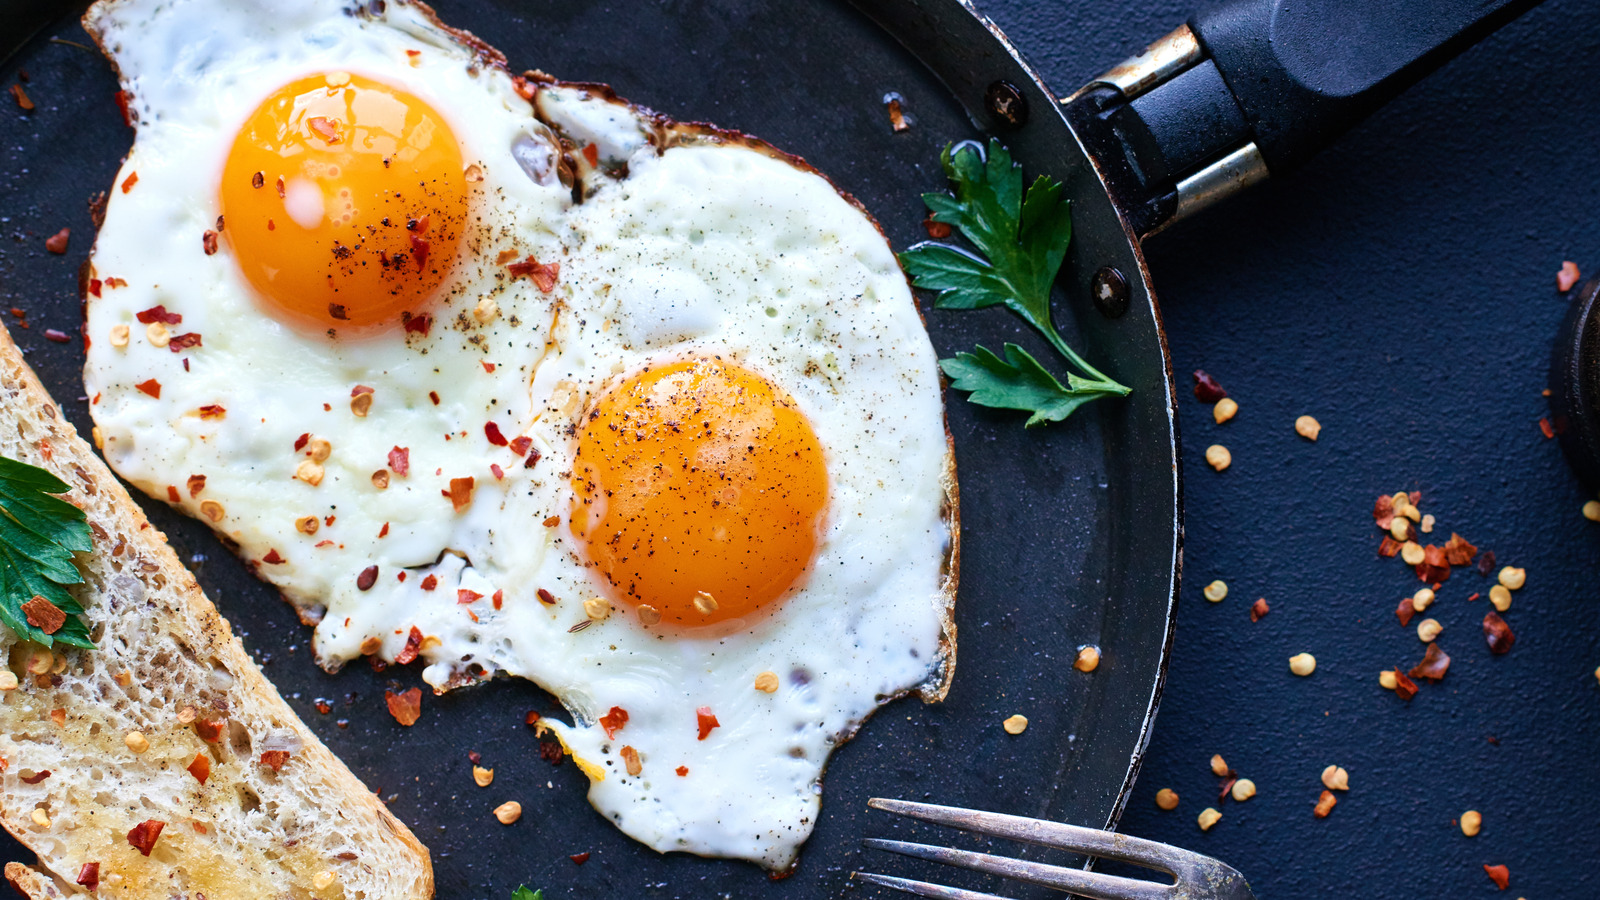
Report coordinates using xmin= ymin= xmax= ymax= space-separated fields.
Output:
xmin=854 ymin=798 xmax=1254 ymax=900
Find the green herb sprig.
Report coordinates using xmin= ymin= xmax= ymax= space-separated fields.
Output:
xmin=511 ymin=887 xmax=544 ymax=900
xmin=900 ymin=139 xmax=1129 ymax=426
xmin=0 ymin=455 xmax=94 ymax=648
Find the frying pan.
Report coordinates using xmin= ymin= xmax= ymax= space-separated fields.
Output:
xmin=0 ymin=0 xmax=1537 ymax=895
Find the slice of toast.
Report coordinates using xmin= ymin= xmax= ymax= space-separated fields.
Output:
xmin=0 ymin=323 xmax=432 ymax=898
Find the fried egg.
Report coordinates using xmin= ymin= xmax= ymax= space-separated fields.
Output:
xmin=82 ymin=0 xmax=957 ymax=870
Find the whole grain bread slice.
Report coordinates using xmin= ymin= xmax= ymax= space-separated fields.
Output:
xmin=0 ymin=323 xmax=432 ymax=899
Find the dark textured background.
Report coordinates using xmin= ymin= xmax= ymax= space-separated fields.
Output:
xmin=980 ymin=0 xmax=1600 ymax=897
xmin=2 ymin=0 xmax=1598 ymax=897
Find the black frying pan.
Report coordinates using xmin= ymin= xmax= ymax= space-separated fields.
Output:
xmin=0 ymin=0 xmax=1537 ymax=896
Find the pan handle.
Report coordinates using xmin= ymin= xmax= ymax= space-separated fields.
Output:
xmin=1064 ymin=0 xmax=1544 ymax=237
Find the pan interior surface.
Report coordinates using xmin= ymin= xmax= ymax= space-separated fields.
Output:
xmin=0 ymin=0 xmax=1176 ymax=895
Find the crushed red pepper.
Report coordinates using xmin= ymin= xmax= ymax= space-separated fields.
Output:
xmin=187 ymin=751 xmax=210 ymax=784
xmin=569 ymin=851 xmax=591 ymax=866
xmin=193 ymin=718 xmax=225 ymax=743
xmin=1483 ymin=612 xmax=1515 ymax=654
xmin=395 ymin=626 xmax=424 ymax=664
xmin=484 ymin=422 xmax=508 ymax=446
xmin=135 ymin=305 xmax=182 ymax=324
xmin=127 ymin=820 xmax=165 ymax=857
xmin=386 ymin=688 xmax=422 ymax=726
xmin=507 ymin=255 xmax=560 ymax=292
xmin=388 ymin=446 xmax=410 ymax=475
xmin=20 ymin=770 xmax=50 ymax=785
xmin=1483 ymin=864 xmax=1509 ymax=890
xmin=402 ymin=312 xmax=432 ymax=337
xmin=1250 ymin=598 xmax=1269 ymax=622
xmin=1409 ymin=643 xmax=1451 ymax=682
xmin=10 ymin=83 xmax=33 ymax=111
xmin=446 ymin=476 xmax=475 ymax=512
xmin=1392 ymin=668 xmax=1418 ymax=701
xmin=582 ymin=143 xmax=599 ymax=166
xmin=1395 ymin=596 xmax=1417 ymax=627
xmin=21 ymin=596 xmax=66 ymax=635
xmin=75 ymin=863 xmax=100 ymax=890
xmin=187 ymin=474 xmax=206 ymax=497
xmin=169 ymin=332 xmax=202 ymax=352
xmin=121 ymin=171 xmax=138 ymax=193
xmin=44 ymin=329 xmax=70 ymax=344
xmin=356 ymin=565 xmax=379 ymax=591
xmin=599 ymin=706 xmax=629 ymax=740
xmin=457 ymin=589 xmax=481 ymax=605
xmin=510 ymin=436 xmax=532 ymax=456
xmin=696 ymin=706 xmax=719 ymax=740
xmin=420 ymin=575 xmax=438 ymax=592
xmin=260 ymin=750 xmax=290 ymax=772
xmin=1191 ymin=370 xmax=1227 ymax=403
xmin=262 ymin=549 xmax=285 ymax=565
xmin=45 ymin=228 xmax=69 ymax=254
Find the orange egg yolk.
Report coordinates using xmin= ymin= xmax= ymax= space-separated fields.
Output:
xmin=569 ymin=359 xmax=830 ymax=628
xmin=219 ymin=73 xmax=467 ymax=332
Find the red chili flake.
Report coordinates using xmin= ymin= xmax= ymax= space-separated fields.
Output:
xmin=135 ymin=379 xmax=161 ymax=398
xmin=1372 ymin=494 xmax=1395 ymax=529
xmin=1249 ymin=598 xmax=1269 ymax=622
xmin=675 ymin=766 xmax=688 ymax=776
xmin=1558 ymin=260 xmax=1581 ymax=291
xmin=409 ymin=233 xmax=430 ymax=272
xmin=199 ymin=404 xmax=226 ymax=419
xmin=1483 ymin=611 xmax=1516 ymax=654
xmin=446 ymin=476 xmax=475 ymax=512
xmin=1483 ymin=864 xmax=1509 ymax=890
xmin=481 ymin=361 xmax=496 ymax=373
xmin=20 ymin=595 xmax=65 ymax=635
xmin=420 ymin=575 xmax=438 ymax=592
xmin=407 ymin=214 xmax=431 ymax=234
xmin=1312 ymin=789 xmax=1337 ymax=819
xmin=457 ymin=589 xmax=482 ymax=605
xmin=599 ymin=706 xmax=629 ymax=740
xmin=525 ymin=447 xmax=541 ymax=469
xmin=387 ymin=446 xmax=411 ymax=475
xmin=20 ymin=770 xmax=49 ymax=784
xmin=1217 ymin=776 xmax=1237 ymax=804
xmin=187 ymin=474 xmax=206 ymax=497
xmin=493 ymin=589 xmax=504 ymax=610
xmin=386 ymin=688 xmax=422 ymax=726
xmin=114 ymin=89 xmax=135 ymax=126
xmin=1191 ymin=370 xmax=1227 ymax=403
xmin=581 ymin=142 xmax=600 ymax=166
xmin=76 ymin=862 xmax=100 ymax=890
xmin=1415 ymin=544 xmax=1450 ymax=583
xmin=169 ymin=332 xmax=202 ymax=352
xmin=1392 ymin=668 xmax=1418 ymax=700
xmin=1396 ymin=596 xmax=1417 ymax=627
xmin=484 ymin=422 xmax=509 ymax=446
xmin=570 ymin=851 xmax=592 ymax=866
xmin=187 ymin=751 xmax=211 ymax=784
xmin=259 ymin=750 xmax=290 ymax=771
xmin=193 ymin=718 xmax=225 ymax=742
xmin=467 ymin=750 xmax=482 ymax=765
xmin=127 ymin=820 xmax=165 ymax=856
xmin=307 ymin=116 xmax=341 ymax=143
xmin=378 ymin=522 xmax=390 ymax=538
xmin=408 ymin=49 xmax=424 ymax=59
xmin=1477 ymin=549 xmax=1497 ymax=576
xmin=507 ymin=256 xmax=561 ymax=292
xmin=88 ymin=278 xmax=103 ymax=298
xmin=510 ymin=436 xmax=533 ymax=456
xmin=537 ymin=588 xmax=556 ymax=605
xmin=45 ymin=228 xmax=70 ymax=254
xmin=105 ymin=276 xmax=126 ymax=288
xmin=696 ymin=706 xmax=720 ymax=740
xmin=262 ymin=549 xmax=286 ymax=565
xmin=10 ymin=83 xmax=34 ymax=111
xmin=540 ymin=740 xmax=565 ymax=765
xmin=1409 ymin=642 xmax=1451 ymax=682
xmin=1377 ymin=536 xmax=1402 ymax=557
xmin=1443 ymin=532 xmax=1478 ymax=566
xmin=1538 ymin=417 xmax=1555 ymax=439
xmin=396 ymin=625 xmax=424 ymax=664
xmin=922 ymin=215 xmax=953 ymax=239
xmin=136 ymin=305 xmax=182 ymax=325
xmin=403 ymin=313 xmax=432 ymax=337
xmin=525 ymin=710 xmax=541 ymax=727
xmin=201 ymin=229 xmax=219 ymax=256
xmin=356 ymin=565 xmax=379 ymax=591
xmin=429 ymin=391 xmax=440 ymax=405
xmin=490 ymin=463 xmax=505 ymax=481
xmin=43 ymin=328 xmax=70 ymax=343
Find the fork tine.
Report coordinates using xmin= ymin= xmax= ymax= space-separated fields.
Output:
xmin=851 ymin=871 xmax=1014 ymax=900
xmin=863 ymin=838 xmax=1171 ymax=900
xmin=868 ymin=798 xmax=1193 ymax=873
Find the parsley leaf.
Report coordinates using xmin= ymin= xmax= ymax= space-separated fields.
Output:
xmin=0 ymin=455 xmax=94 ymax=648
xmin=900 ymin=138 xmax=1129 ymax=425
xmin=941 ymin=344 xmax=1128 ymax=427
xmin=510 ymin=887 xmax=544 ymax=900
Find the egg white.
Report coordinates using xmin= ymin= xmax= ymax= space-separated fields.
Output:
xmin=83 ymin=0 xmax=956 ymax=870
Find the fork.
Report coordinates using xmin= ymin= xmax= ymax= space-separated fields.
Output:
xmin=854 ymin=798 xmax=1255 ymax=900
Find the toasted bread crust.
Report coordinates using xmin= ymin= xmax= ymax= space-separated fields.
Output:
xmin=0 ymin=323 xmax=432 ymax=898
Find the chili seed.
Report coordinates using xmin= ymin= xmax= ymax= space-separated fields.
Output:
xmin=1417 ymin=618 xmax=1442 ymax=642
xmin=1074 ymin=646 xmax=1100 ymax=672
xmin=1210 ymin=754 xmax=1229 ymax=777
xmin=1205 ymin=445 xmax=1231 ymax=471
xmin=1461 ymin=809 xmax=1482 ymax=837
xmin=1213 ymin=398 xmax=1238 ymax=424
xmin=1498 ymin=566 xmax=1525 ymax=590
xmin=1289 ymin=653 xmax=1317 ymax=676
xmin=493 ymin=801 xmax=522 ymax=824
xmin=1156 ymin=788 xmax=1179 ymax=810
xmin=1294 ymin=415 xmax=1321 ymax=440
xmin=1321 ymin=765 xmax=1349 ymax=791
xmin=1488 ymin=584 xmax=1511 ymax=611
xmin=1230 ymin=779 xmax=1256 ymax=802
xmin=1197 ymin=807 xmax=1221 ymax=831
xmin=1002 ymin=714 xmax=1028 ymax=735
xmin=1203 ymin=580 xmax=1227 ymax=602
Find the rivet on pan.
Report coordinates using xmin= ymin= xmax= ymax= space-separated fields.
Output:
xmin=1092 ymin=266 xmax=1129 ymax=319
xmin=985 ymin=80 xmax=1029 ymax=129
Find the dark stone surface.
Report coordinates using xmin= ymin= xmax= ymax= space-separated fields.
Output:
xmin=982 ymin=0 xmax=1600 ymax=897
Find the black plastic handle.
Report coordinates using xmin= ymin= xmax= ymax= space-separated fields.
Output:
xmin=1190 ymin=0 xmax=1542 ymax=173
